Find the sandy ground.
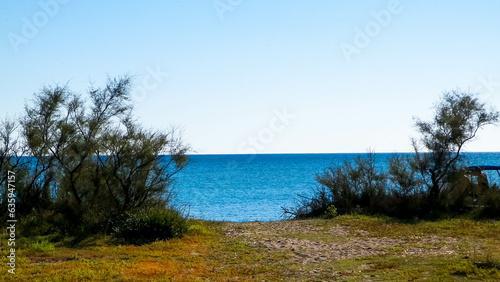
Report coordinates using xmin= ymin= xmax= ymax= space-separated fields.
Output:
xmin=223 ymin=220 xmax=465 ymax=265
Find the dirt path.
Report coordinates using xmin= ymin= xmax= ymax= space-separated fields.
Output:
xmin=223 ymin=219 xmax=466 ymax=265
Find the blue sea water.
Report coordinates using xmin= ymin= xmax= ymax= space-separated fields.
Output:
xmin=171 ymin=153 xmax=500 ymax=222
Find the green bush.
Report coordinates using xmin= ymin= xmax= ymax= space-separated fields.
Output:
xmin=282 ymin=154 xmax=389 ymax=219
xmin=324 ymin=205 xmax=338 ymax=219
xmin=18 ymin=212 xmax=57 ymax=237
xmin=27 ymin=239 xmax=56 ymax=252
xmin=476 ymin=187 xmax=500 ymax=219
xmin=285 ymin=154 xmax=394 ymax=218
xmin=109 ymin=208 xmax=189 ymax=244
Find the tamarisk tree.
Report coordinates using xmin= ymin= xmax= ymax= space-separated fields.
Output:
xmin=412 ymin=89 xmax=499 ymax=210
xmin=21 ymin=76 xmax=189 ymax=225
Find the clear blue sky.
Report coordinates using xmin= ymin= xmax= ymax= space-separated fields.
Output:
xmin=1 ymin=0 xmax=500 ymax=154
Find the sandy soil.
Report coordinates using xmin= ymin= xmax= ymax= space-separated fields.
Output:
xmin=223 ymin=220 xmax=466 ymax=265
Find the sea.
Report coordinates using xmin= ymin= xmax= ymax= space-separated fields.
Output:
xmin=170 ymin=152 xmax=500 ymax=222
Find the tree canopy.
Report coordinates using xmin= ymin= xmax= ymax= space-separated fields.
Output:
xmin=1 ymin=76 xmax=190 ymax=235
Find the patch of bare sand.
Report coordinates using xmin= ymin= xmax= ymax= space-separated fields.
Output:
xmin=224 ymin=220 xmax=467 ymax=264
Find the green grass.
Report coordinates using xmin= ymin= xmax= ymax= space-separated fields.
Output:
xmin=1 ymin=216 xmax=499 ymax=281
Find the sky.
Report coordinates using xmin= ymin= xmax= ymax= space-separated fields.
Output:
xmin=1 ymin=0 xmax=500 ymax=154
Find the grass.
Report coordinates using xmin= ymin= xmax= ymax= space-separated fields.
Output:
xmin=1 ymin=216 xmax=499 ymax=281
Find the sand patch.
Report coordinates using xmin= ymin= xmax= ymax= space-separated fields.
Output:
xmin=224 ymin=220 xmax=468 ymax=264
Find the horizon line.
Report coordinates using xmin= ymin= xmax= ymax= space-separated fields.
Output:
xmin=186 ymin=151 xmax=500 ymax=155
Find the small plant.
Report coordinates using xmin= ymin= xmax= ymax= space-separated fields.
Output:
xmin=28 ymin=239 xmax=56 ymax=252
xmin=324 ymin=205 xmax=338 ymax=219
xmin=188 ymin=222 xmax=215 ymax=236
xmin=472 ymin=249 xmax=500 ymax=270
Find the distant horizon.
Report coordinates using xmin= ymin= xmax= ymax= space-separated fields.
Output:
xmin=185 ymin=151 xmax=500 ymax=155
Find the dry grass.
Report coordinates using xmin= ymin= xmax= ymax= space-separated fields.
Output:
xmin=1 ymin=216 xmax=500 ymax=281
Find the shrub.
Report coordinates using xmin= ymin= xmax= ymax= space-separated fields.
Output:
xmin=324 ymin=205 xmax=338 ymax=218
xmin=315 ymin=154 xmax=389 ymax=215
xmin=476 ymin=186 xmax=500 ymax=219
xmin=27 ymin=239 xmax=56 ymax=253
xmin=108 ymin=208 xmax=189 ymax=244
xmin=18 ymin=211 xmax=57 ymax=237
xmin=283 ymin=153 xmax=391 ymax=218
xmin=282 ymin=187 xmax=331 ymax=219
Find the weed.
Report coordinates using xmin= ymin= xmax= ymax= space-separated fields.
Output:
xmin=28 ymin=239 xmax=55 ymax=253
xmin=324 ymin=205 xmax=338 ymax=219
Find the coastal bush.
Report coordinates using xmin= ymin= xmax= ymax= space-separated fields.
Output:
xmin=109 ymin=208 xmax=189 ymax=244
xmin=475 ymin=186 xmax=500 ymax=219
xmin=284 ymin=187 xmax=332 ymax=219
xmin=18 ymin=212 xmax=55 ymax=237
xmin=317 ymin=153 xmax=389 ymax=216
xmin=283 ymin=153 xmax=394 ymax=218
xmin=324 ymin=205 xmax=338 ymax=218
